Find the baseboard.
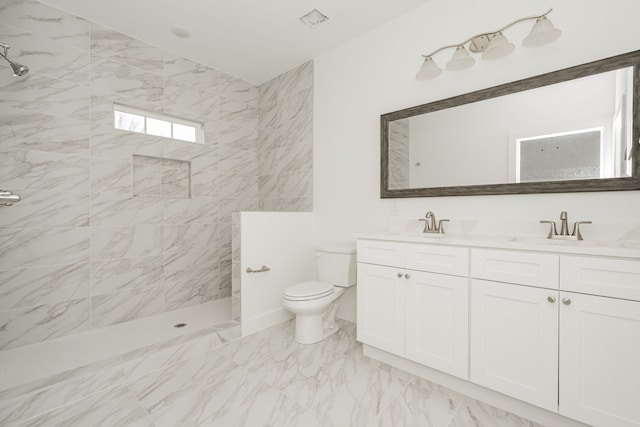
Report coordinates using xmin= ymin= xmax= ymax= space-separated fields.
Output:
xmin=242 ymin=307 xmax=294 ymax=336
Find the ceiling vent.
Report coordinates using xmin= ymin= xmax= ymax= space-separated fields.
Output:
xmin=299 ymin=9 xmax=329 ymax=29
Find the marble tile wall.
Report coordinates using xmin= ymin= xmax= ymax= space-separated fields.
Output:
xmin=388 ymin=119 xmax=410 ymax=189
xmin=231 ymin=213 xmax=242 ymax=322
xmin=257 ymin=61 xmax=314 ymax=212
xmin=0 ymin=0 xmax=313 ymax=351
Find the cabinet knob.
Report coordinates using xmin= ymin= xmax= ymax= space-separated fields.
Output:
xmin=562 ymin=298 xmax=572 ymax=305
xmin=404 ymin=273 xmax=411 ymax=279
xmin=397 ymin=272 xmax=403 ymax=278
xmin=547 ymin=296 xmax=556 ymax=303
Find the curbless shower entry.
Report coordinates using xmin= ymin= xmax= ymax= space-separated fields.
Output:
xmin=0 ymin=299 xmax=241 ymax=425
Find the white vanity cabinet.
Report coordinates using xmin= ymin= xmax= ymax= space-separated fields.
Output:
xmin=469 ymin=249 xmax=560 ymax=412
xmin=357 ymin=239 xmax=470 ymax=379
xmin=356 ymin=235 xmax=640 ymax=427
xmin=558 ymin=256 xmax=640 ymax=427
xmin=470 ymin=249 xmax=640 ymax=426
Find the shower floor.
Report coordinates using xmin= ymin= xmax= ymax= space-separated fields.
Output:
xmin=0 ymin=298 xmax=242 ymax=425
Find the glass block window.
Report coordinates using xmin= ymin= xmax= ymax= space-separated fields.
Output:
xmin=516 ymin=128 xmax=602 ymax=183
xmin=113 ymin=104 xmax=204 ymax=144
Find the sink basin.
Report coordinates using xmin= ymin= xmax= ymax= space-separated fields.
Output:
xmin=401 ymin=233 xmax=512 ymax=242
xmin=619 ymin=240 xmax=640 ymax=249
xmin=401 ymin=232 xmax=447 ymax=239
xmin=510 ymin=237 xmax=606 ymax=247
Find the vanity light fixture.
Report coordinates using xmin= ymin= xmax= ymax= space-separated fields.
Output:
xmin=416 ymin=8 xmax=561 ymax=80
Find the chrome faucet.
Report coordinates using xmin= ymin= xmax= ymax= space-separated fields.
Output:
xmin=419 ymin=211 xmax=449 ymax=234
xmin=559 ymin=211 xmax=569 ymax=236
xmin=540 ymin=211 xmax=591 ymax=240
xmin=0 ymin=190 xmax=21 ymax=207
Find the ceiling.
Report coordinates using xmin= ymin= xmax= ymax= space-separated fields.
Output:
xmin=41 ymin=0 xmax=431 ymax=85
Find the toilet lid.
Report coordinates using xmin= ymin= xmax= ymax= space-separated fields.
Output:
xmin=284 ymin=281 xmax=334 ymax=301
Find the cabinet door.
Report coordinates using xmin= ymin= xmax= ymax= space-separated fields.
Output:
xmin=560 ymin=292 xmax=640 ymax=427
xmin=356 ymin=263 xmax=404 ymax=356
xmin=406 ymin=271 xmax=469 ymax=379
xmin=470 ymin=279 xmax=558 ymax=412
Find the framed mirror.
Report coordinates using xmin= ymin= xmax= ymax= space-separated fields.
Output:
xmin=381 ymin=50 xmax=640 ymax=198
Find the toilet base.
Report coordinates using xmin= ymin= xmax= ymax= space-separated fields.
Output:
xmin=294 ymin=314 xmax=340 ymax=344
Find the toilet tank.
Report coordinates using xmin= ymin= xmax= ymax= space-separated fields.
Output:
xmin=315 ymin=242 xmax=357 ymax=287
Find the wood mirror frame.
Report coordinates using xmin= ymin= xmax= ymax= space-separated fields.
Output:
xmin=380 ymin=50 xmax=640 ymax=198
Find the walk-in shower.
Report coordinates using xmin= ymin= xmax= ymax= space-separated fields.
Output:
xmin=0 ymin=42 xmax=29 ymax=76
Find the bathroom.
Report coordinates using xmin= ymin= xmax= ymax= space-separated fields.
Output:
xmin=1 ymin=0 xmax=639 ymax=425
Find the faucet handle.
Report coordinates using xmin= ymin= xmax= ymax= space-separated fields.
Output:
xmin=437 ymin=219 xmax=449 ymax=234
xmin=540 ymin=220 xmax=558 ymax=238
xmin=418 ymin=218 xmax=429 ymax=233
xmin=571 ymin=221 xmax=592 ymax=241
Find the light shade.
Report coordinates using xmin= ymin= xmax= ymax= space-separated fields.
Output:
xmin=482 ymin=32 xmax=515 ymax=60
xmin=523 ymin=16 xmax=561 ymax=47
xmin=446 ymin=46 xmax=475 ymax=71
xmin=416 ymin=57 xmax=442 ymax=80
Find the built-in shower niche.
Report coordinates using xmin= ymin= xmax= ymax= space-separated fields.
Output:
xmin=132 ymin=154 xmax=191 ymax=199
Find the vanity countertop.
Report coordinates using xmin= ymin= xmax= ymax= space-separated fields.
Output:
xmin=353 ymin=232 xmax=640 ymax=259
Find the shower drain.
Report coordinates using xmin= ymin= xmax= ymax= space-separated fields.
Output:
xmin=174 ymin=322 xmax=187 ymax=328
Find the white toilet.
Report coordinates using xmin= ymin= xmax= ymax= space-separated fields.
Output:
xmin=282 ymin=242 xmax=356 ymax=344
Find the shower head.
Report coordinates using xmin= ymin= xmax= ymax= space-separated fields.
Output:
xmin=8 ymin=60 xmax=29 ymax=77
xmin=0 ymin=42 xmax=29 ymax=77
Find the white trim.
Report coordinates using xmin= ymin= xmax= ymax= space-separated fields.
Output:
xmin=241 ymin=307 xmax=294 ymax=337
xmin=113 ymin=103 xmax=204 ymax=144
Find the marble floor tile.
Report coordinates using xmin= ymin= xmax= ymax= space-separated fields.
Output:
xmin=149 ymin=362 xmax=271 ymax=427
xmin=216 ymin=319 xmax=295 ymax=369
xmin=366 ymin=383 xmax=462 ymax=427
xmin=251 ymin=342 xmax=346 ymax=391
xmin=0 ymin=362 xmax=123 ymax=425
xmin=306 ymin=357 xmax=408 ymax=426
xmin=126 ymin=350 xmax=235 ymax=417
xmin=21 ymin=319 xmax=545 ymax=427
xmin=13 ymin=385 xmax=152 ymax=427
xmin=448 ymin=398 xmax=534 ymax=427
xmin=208 ymin=387 xmax=308 ymax=427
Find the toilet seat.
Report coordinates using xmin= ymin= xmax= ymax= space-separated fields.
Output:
xmin=284 ymin=281 xmax=334 ymax=301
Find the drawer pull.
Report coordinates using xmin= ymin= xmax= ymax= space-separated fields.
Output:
xmin=547 ymin=296 xmax=556 ymax=303
xmin=562 ymin=298 xmax=572 ymax=305
xmin=397 ymin=272 xmax=403 ymax=278
xmin=405 ymin=273 xmax=411 ymax=279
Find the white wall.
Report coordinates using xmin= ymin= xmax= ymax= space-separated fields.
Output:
xmin=239 ymin=212 xmax=314 ymax=335
xmin=313 ymin=0 xmax=640 ymax=318
xmin=314 ymin=0 xmax=640 ymax=236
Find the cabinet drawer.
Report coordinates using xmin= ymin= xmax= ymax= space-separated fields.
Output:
xmin=471 ymin=249 xmax=559 ymax=288
xmin=561 ymin=256 xmax=640 ymax=301
xmin=405 ymin=243 xmax=469 ymax=276
xmin=357 ymin=239 xmax=405 ymax=267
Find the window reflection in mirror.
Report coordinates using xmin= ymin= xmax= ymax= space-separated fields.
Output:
xmin=514 ymin=128 xmax=603 ymax=183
